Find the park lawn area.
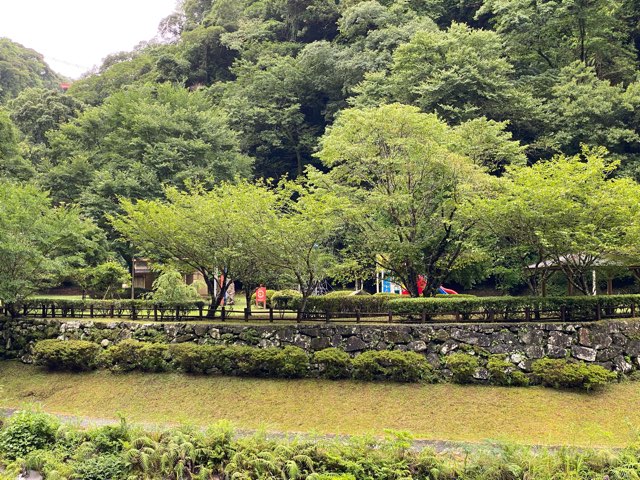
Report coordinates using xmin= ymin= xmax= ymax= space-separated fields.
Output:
xmin=1 ymin=362 xmax=639 ymax=447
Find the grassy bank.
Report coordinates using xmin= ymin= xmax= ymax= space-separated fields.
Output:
xmin=0 ymin=361 xmax=638 ymax=448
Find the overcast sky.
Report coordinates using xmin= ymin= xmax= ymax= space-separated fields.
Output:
xmin=1 ymin=0 xmax=178 ymax=79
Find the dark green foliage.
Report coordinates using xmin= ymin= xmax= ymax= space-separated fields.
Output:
xmin=168 ymin=343 xmax=220 ymax=374
xmin=487 ymin=355 xmax=530 ymax=387
xmin=9 ymin=87 xmax=83 ymax=146
xmin=532 ymin=358 xmax=618 ymax=391
xmin=351 ymin=350 xmax=435 ymax=382
xmin=0 ymin=108 xmax=33 ymax=180
xmin=105 ymin=339 xmax=170 ymax=372
xmin=313 ymin=348 xmax=352 ymax=379
xmin=0 ymin=410 xmax=60 ymax=459
xmin=444 ymin=353 xmax=479 ymax=384
xmin=45 ymin=83 xmax=251 ymax=224
xmin=89 ymin=419 xmax=131 ymax=455
xmin=33 ymin=339 xmax=101 ymax=371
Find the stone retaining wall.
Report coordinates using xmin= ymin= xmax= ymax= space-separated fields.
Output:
xmin=2 ymin=317 xmax=640 ymax=373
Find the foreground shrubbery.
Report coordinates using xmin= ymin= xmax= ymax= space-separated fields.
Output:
xmin=3 ymin=410 xmax=640 ymax=480
xmin=31 ymin=340 xmax=620 ymax=390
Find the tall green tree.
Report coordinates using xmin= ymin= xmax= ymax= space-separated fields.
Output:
xmin=317 ymin=103 xmax=493 ymax=297
xmin=223 ymin=55 xmax=317 ymax=178
xmin=9 ymin=87 xmax=83 ymax=146
xmin=0 ymin=181 xmax=107 ymax=314
xmin=263 ymin=175 xmax=345 ymax=312
xmin=112 ymin=181 xmax=278 ymax=313
xmin=46 ymin=83 xmax=251 ymax=226
xmin=475 ymin=148 xmax=640 ymax=295
xmin=536 ymin=62 xmax=640 ymax=169
xmin=354 ymin=23 xmax=539 ymax=128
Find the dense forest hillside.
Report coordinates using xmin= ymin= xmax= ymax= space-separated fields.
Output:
xmin=0 ymin=38 xmax=64 ymax=103
xmin=57 ymin=0 xmax=640 ymax=181
xmin=3 ymin=0 xmax=640 ymax=195
xmin=2 ymin=0 xmax=640 ymax=296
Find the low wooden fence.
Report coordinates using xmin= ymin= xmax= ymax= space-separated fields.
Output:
xmin=1 ymin=300 xmax=638 ymax=324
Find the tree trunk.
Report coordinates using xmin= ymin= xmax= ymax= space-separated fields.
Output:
xmin=404 ymin=268 xmax=420 ymax=297
xmin=295 ymin=147 xmax=303 ymax=178
xmin=201 ymin=273 xmax=218 ymax=317
xmin=245 ymin=287 xmax=252 ymax=316
xmin=6 ymin=303 xmax=18 ymax=319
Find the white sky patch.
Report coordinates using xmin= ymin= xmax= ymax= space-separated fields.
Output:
xmin=0 ymin=0 xmax=178 ymax=79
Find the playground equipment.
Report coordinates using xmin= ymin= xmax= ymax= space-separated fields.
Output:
xmin=437 ymin=286 xmax=459 ymax=295
xmin=376 ymin=264 xmax=459 ymax=295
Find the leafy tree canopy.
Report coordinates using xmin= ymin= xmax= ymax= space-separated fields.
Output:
xmin=45 ymin=83 xmax=252 ymax=226
xmin=317 ymin=103 xmax=495 ymax=296
xmin=0 ymin=181 xmax=108 ymax=308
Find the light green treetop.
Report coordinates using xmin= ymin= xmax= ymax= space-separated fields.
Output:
xmin=317 ymin=103 xmax=494 ymax=296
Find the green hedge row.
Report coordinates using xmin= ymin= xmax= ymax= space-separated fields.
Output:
xmin=32 ymin=339 xmax=434 ymax=383
xmin=15 ymin=298 xmax=206 ymax=310
xmin=388 ymin=294 xmax=640 ymax=319
xmin=294 ymin=295 xmax=392 ymax=313
xmin=282 ymin=293 xmax=640 ymax=318
xmin=11 ymin=294 xmax=640 ymax=321
xmin=31 ymin=340 xmax=619 ymax=390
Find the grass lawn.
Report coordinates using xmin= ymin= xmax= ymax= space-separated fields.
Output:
xmin=1 ymin=361 xmax=639 ymax=448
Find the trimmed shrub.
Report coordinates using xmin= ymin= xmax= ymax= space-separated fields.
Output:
xmin=222 ymin=345 xmax=309 ymax=378
xmin=352 ymin=350 xmax=434 ymax=382
xmin=301 ymin=295 xmax=392 ymax=314
xmin=169 ymin=343 xmax=222 ymax=374
xmin=33 ymin=339 xmax=101 ymax=371
xmin=487 ymin=355 xmax=529 ymax=386
xmin=435 ymin=294 xmax=476 ymax=298
xmin=0 ymin=410 xmax=60 ymax=459
xmin=445 ymin=353 xmax=479 ymax=384
xmin=324 ymin=290 xmax=364 ymax=298
xmin=271 ymin=289 xmax=302 ymax=310
xmin=105 ymin=340 xmax=169 ymax=372
xmin=274 ymin=346 xmax=309 ymax=377
xmin=169 ymin=343 xmax=310 ymax=378
xmin=532 ymin=358 xmax=617 ymax=390
xmin=313 ymin=348 xmax=352 ymax=379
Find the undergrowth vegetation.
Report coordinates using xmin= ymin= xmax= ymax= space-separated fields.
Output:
xmin=2 ymin=410 xmax=640 ymax=479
